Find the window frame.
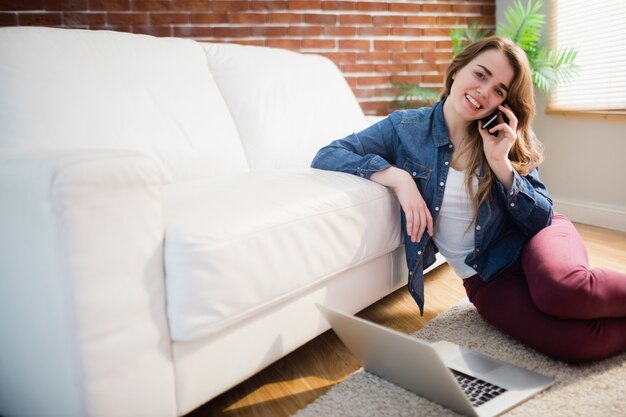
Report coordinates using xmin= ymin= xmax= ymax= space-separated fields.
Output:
xmin=546 ymin=0 xmax=626 ymax=120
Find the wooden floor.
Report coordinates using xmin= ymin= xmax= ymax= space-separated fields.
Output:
xmin=187 ymin=223 xmax=626 ymax=417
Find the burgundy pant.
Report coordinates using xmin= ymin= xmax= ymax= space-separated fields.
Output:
xmin=463 ymin=213 xmax=626 ymax=363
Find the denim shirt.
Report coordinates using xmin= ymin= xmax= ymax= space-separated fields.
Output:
xmin=311 ymin=101 xmax=553 ymax=314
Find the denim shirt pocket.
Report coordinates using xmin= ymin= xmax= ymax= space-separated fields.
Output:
xmin=401 ymin=158 xmax=432 ymax=193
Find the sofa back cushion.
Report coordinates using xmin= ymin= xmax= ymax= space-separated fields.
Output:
xmin=203 ymin=43 xmax=368 ymax=170
xmin=0 ymin=27 xmax=249 ymax=181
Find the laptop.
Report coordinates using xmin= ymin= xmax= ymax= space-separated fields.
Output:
xmin=317 ymin=304 xmax=554 ymax=417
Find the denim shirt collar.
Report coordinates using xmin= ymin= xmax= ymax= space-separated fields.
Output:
xmin=432 ymin=100 xmax=452 ymax=149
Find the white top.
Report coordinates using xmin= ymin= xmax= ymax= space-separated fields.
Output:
xmin=432 ymin=167 xmax=478 ymax=279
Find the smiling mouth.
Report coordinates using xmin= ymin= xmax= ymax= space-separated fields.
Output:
xmin=465 ymin=94 xmax=482 ymax=109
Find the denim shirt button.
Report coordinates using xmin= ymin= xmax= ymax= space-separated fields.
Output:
xmin=473 ymin=264 xmax=478 ymax=269
xmin=510 ymin=203 xmax=515 ymax=207
xmin=439 ymin=182 xmax=444 ymax=187
xmin=475 ymin=225 xmax=481 ymax=231
xmin=412 ymin=171 xmax=417 ymax=177
xmin=435 ymin=206 xmax=439 ymax=211
xmin=417 ymin=250 xmax=422 ymax=255
xmin=445 ymin=161 xmax=449 ymax=166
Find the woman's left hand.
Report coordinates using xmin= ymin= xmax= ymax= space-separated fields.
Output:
xmin=479 ymin=103 xmax=518 ymax=165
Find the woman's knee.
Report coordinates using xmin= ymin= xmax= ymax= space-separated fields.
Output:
xmin=521 ymin=214 xmax=589 ymax=281
xmin=526 ymin=267 xmax=594 ymax=318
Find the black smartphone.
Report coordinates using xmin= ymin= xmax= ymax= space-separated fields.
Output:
xmin=480 ymin=107 xmax=509 ymax=136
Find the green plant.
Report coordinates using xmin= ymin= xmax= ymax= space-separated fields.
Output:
xmin=498 ymin=0 xmax=579 ymax=92
xmin=394 ymin=83 xmax=442 ymax=109
xmin=395 ymin=0 xmax=579 ymax=108
xmin=450 ymin=22 xmax=491 ymax=58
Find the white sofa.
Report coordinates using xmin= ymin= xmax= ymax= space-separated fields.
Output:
xmin=0 ymin=27 xmax=434 ymax=417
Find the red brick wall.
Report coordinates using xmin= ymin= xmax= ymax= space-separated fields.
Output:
xmin=0 ymin=0 xmax=495 ymax=115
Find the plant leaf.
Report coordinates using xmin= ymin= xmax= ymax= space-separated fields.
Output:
xmin=532 ymin=45 xmax=580 ymax=91
xmin=451 ymin=22 xmax=490 ymax=57
xmin=497 ymin=0 xmax=545 ymax=53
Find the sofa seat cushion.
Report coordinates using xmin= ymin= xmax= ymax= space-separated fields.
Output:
xmin=163 ymin=169 xmax=400 ymax=342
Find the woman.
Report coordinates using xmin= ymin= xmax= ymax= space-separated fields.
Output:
xmin=312 ymin=36 xmax=626 ymax=363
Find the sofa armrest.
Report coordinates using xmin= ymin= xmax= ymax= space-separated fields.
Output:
xmin=0 ymin=149 xmax=176 ymax=417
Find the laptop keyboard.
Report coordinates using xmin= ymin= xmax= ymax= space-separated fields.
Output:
xmin=451 ymin=369 xmax=507 ymax=407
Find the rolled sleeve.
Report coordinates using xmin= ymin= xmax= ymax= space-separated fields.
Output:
xmin=499 ymin=170 xmax=533 ymax=216
xmin=496 ymin=168 xmax=553 ymax=237
xmin=355 ymin=154 xmax=392 ymax=179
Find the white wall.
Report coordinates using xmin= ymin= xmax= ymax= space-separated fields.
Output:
xmin=497 ymin=0 xmax=626 ymax=232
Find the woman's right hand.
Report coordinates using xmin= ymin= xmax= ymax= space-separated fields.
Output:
xmin=370 ymin=167 xmax=433 ymax=243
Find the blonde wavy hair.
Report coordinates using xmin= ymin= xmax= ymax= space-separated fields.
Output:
xmin=440 ymin=36 xmax=544 ymax=219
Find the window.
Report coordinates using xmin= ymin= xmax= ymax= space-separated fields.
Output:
xmin=548 ymin=0 xmax=626 ymax=116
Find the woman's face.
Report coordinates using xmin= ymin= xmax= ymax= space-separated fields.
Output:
xmin=449 ymin=49 xmax=515 ymax=122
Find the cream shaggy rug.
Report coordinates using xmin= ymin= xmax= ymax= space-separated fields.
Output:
xmin=293 ymin=302 xmax=626 ymax=417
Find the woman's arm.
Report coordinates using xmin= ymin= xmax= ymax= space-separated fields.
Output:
xmin=312 ymin=112 xmax=433 ymax=242
xmin=311 ymin=116 xmax=397 ymax=179
xmin=371 ymin=167 xmax=433 ymax=243
xmin=479 ymin=105 xmax=552 ymax=236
